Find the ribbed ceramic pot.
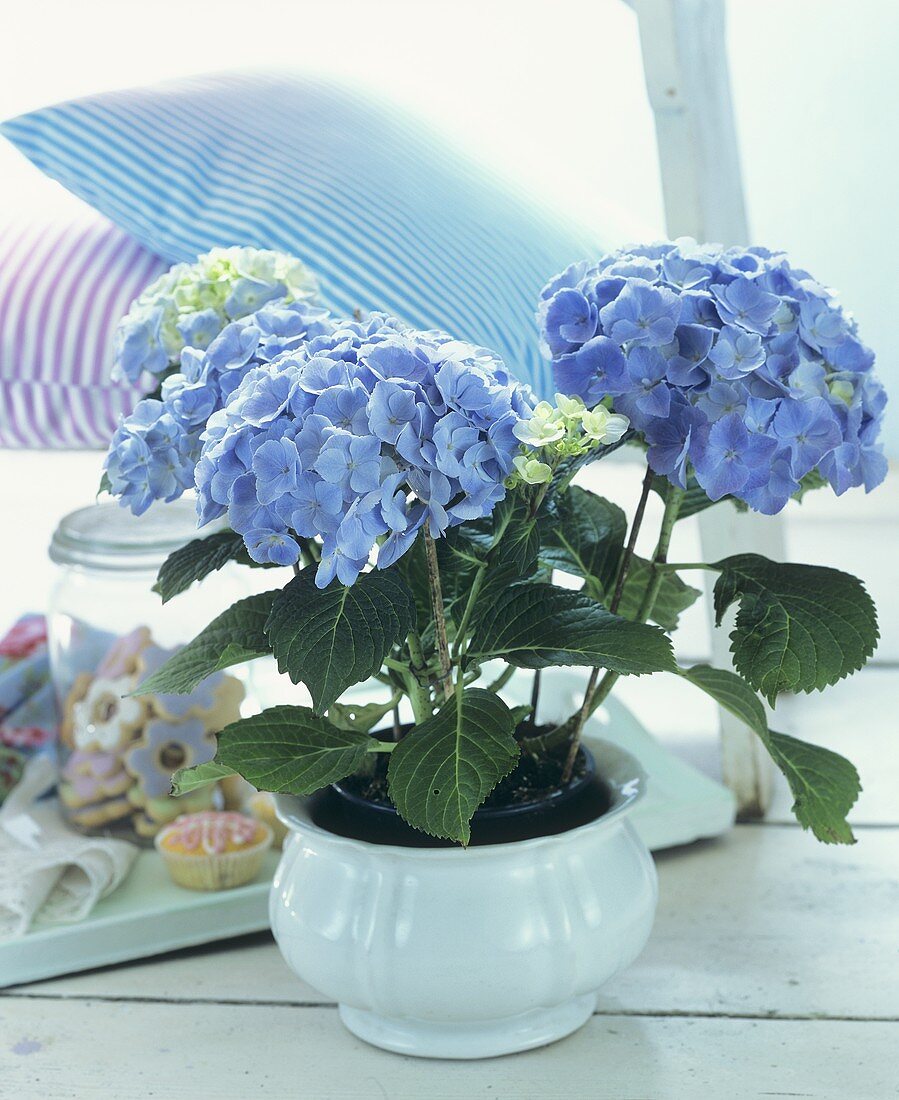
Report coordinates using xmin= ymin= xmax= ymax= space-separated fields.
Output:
xmin=270 ymin=735 xmax=657 ymax=1059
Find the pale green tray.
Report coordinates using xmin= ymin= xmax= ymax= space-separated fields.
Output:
xmin=0 ymin=846 xmax=280 ymax=988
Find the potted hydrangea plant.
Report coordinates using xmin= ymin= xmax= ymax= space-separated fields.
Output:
xmin=104 ymin=240 xmax=884 ymax=1058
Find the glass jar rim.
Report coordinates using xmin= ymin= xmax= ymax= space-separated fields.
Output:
xmin=49 ymin=498 xmax=218 ymax=572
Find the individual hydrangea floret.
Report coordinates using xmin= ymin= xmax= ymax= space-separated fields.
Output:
xmin=113 ymin=247 xmax=320 ymax=384
xmin=104 ymin=299 xmax=334 ymax=515
xmin=538 ymin=240 xmax=887 ymax=513
xmin=195 ymin=324 xmax=537 ymax=586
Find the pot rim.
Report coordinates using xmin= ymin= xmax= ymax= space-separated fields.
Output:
xmin=274 ymin=735 xmax=648 ymax=859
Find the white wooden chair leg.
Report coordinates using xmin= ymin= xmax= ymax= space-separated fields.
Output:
xmin=632 ymin=0 xmax=785 ymax=815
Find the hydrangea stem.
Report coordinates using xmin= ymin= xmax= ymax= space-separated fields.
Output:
xmin=610 ymin=465 xmax=655 ymax=613
xmin=560 ymin=471 xmax=682 ymax=784
xmin=424 ymin=524 xmax=454 ymax=701
xmin=404 ymin=630 xmax=433 ymax=723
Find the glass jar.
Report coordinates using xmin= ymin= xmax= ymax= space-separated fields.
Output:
xmin=48 ymin=499 xmax=250 ymax=845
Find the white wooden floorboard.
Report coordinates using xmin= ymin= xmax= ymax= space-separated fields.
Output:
xmin=9 ymin=826 xmax=896 ymax=1022
xmin=1 ymin=999 xmax=895 ymax=1100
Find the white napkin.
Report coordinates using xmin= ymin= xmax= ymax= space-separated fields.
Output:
xmin=0 ymin=756 xmax=138 ymax=937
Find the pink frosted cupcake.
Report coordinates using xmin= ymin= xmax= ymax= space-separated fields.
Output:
xmin=155 ymin=811 xmax=272 ymax=890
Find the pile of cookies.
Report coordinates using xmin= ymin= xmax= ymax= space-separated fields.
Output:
xmin=58 ymin=627 xmax=244 ymax=840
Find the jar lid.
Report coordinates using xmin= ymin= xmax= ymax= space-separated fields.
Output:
xmin=49 ymin=499 xmax=216 ymax=572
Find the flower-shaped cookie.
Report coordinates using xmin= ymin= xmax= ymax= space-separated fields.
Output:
xmin=72 ymin=676 xmax=146 ymax=752
xmin=59 ymin=749 xmax=133 ymax=804
xmin=125 ymin=717 xmax=215 ymax=800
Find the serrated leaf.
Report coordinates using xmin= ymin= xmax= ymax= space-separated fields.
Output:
xmin=215 ymin=705 xmax=373 ymax=794
xmin=713 ymin=555 xmax=878 ymax=705
xmin=135 ymin=591 xmax=275 ymax=696
xmin=171 ymin=760 xmax=237 ymax=796
xmin=540 ymin=487 xmax=626 ymax=594
xmin=154 ymin=530 xmax=247 ymax=603
xmin=329 ymin=697 xmax=398 ymax=733
xmin=266 ymin=567 xmax=416 ymax=713
xmin=763 ymin=729 xmax=860 ymax=844
xmin=387 ymin=688 xmax=519 ymax=844
xmin=679 ymin=663 xmax=859 ymax=843
xmin=468 ymin=584 xmax=676 ymax=674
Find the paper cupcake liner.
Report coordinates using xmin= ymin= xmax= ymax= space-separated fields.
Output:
xmin=155 ymin=823 xmax=273 ymax=891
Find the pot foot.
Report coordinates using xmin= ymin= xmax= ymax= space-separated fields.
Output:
xmin=338 ymin=993 xmax=598 ymax=1059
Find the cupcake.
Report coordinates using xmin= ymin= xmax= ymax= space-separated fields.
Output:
xmin=246 ymin=791 xmax=290 ymax=849
xmin=155 ymin=811 xmax=272 ymax=890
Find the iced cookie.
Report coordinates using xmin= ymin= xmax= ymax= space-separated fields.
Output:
xmin=125 ymin=717 xmax=216 ymax=800
xmin=59 ymin=673 xmax=94 ymax=749
xmin=155 ymin=811 xmax=272 ymax=890
xmin=71 ymin=676 xmax=146 ymax=752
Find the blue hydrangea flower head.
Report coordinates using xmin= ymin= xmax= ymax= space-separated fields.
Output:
xmin=112 ymin=246 xmax=320 ymax=384
xmin=195 ymin=323 xmax=537 ymax=586
xmin=539 ymin=238 xmax=887 ymax=513
xmin=104 ymin=298 xmax=334 ymax=515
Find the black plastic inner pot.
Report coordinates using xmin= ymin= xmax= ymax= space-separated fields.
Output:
xmin=309 ymin=744 xmax=612 ymax=848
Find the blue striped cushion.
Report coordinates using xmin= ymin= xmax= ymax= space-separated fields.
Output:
xmin=2 ymin=73 xmax=604 ymax=401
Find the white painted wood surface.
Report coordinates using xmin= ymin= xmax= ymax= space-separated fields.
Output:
xmin=2 ymin=1000 xmax=895 ymax=1100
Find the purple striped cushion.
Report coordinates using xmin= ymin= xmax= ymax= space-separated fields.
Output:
xmin=0 ymin=214 xmax=165 ymax=448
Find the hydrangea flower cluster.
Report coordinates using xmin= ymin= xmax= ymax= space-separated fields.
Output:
xmin=511 ymin=395 xmax=630 ymax=484
xmin=195 ymin=325 xmax=536 ymax=586
xmin=113 ymin=247 xmax=320 ymax=384
xmin=538 ymin=240 xmax=887 ymax=513
xmin=104 ymin=299 xmax=333 ymax=514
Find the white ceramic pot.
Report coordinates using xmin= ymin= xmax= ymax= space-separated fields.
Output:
xmin=271 ymin=736 xmax=657 ymax=1059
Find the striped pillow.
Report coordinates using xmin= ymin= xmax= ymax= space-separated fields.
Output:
xmin=2 ymin=73 xmax=604 ymax=403
xmin=0 ymin=214 xmax=165 ymax=448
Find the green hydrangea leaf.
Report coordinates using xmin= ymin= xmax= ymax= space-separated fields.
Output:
xmin=713 ymin=555 xmax=878 ymax=705
xmin=490 ymin=496 xmax=540 ymax=578
xmin=266 ymin=566 xmax=416 ymax=713
xmin=170 ymin=761 xmax=237 ymax=796
xmin=468 ymin=583 xmax=676 ymax=674
xmin=215 ymin=706 xmax=373 ymax=794
xmin=606 ymin=554 xmax=701 ymax=631
xmin=679 ymin=664 xmax=859 ymax=843
xmin=328 ymin=697 xmax=399 ymax=733
xmin=387 ymin=688 xmax=519 ymax=844
xmin=763 ymin=729 xmax=860 ymax=845
xmin=539 ymin=487 xmax=626 ymax=594
xmin=134 ymin=591 xmax=276 ymax=696
xmin=679 ymin=663 xmax=767 ymax=737
xmin=153 ymin=530 xmax=248 ymax=603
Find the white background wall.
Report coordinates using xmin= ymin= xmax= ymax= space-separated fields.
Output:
xmin=1 ymin=0 xmax=896 ymax=452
